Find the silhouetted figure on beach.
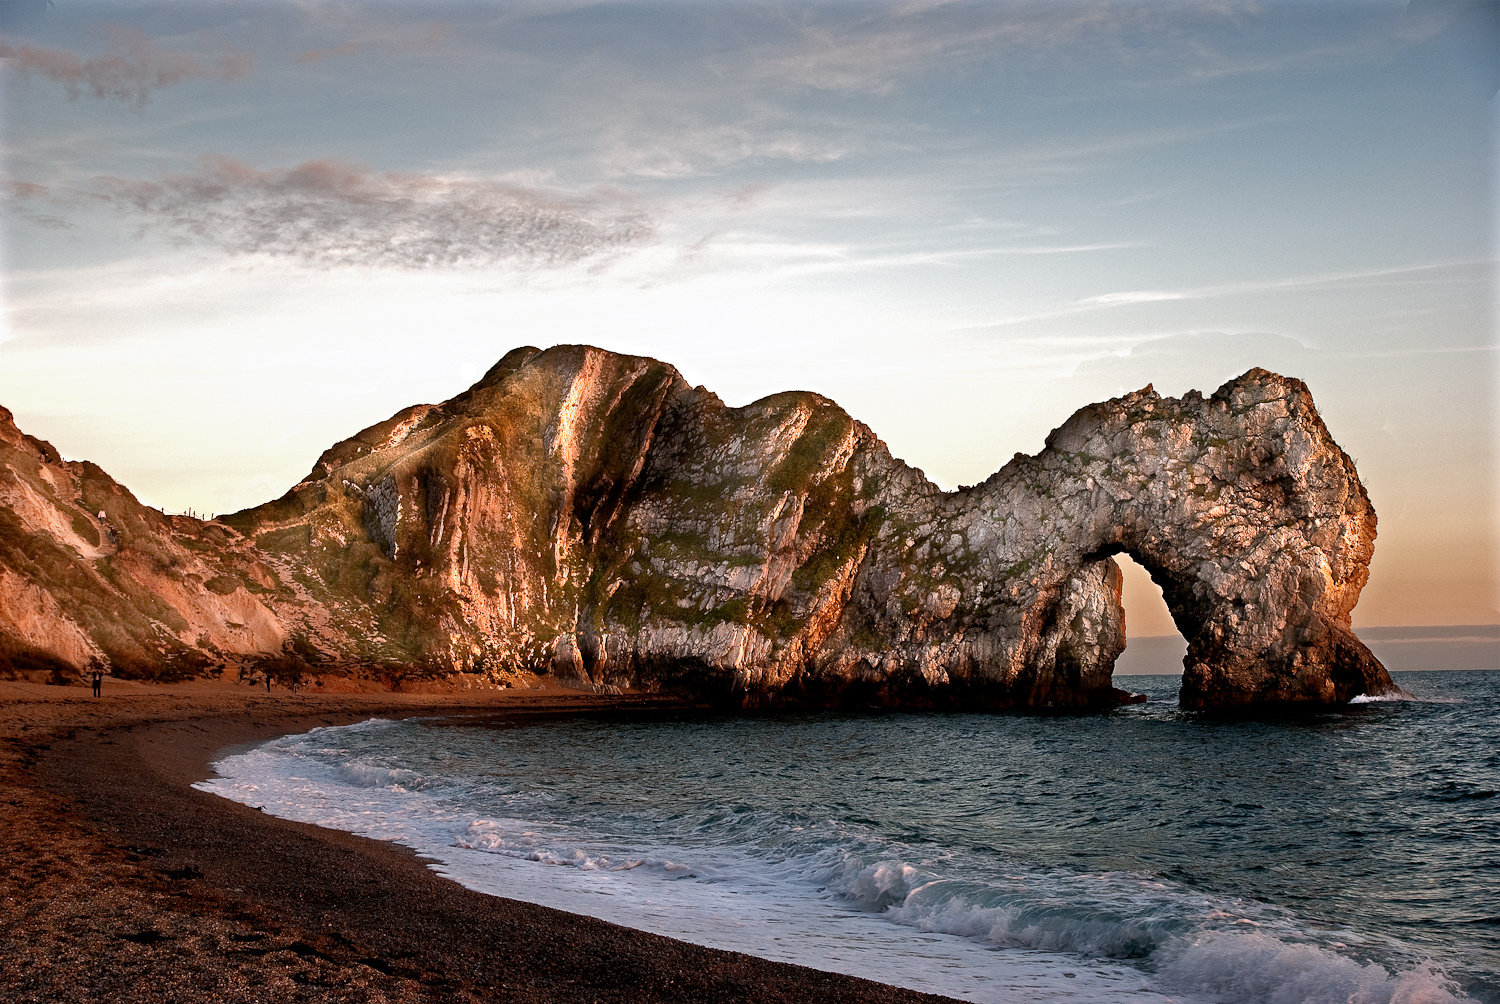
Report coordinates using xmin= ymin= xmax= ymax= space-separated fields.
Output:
xmin=265 ymin=672 xmax=272 ymax=693
xmin=90 ymin=668 xmax=104 ymax=697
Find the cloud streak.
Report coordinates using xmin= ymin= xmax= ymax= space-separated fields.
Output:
xmin=0 ymin=28 xmax=253 ymax=106
xmin=756 ymin=2 xmax=1138 ymax=94
xmin=294 ymin=22 xmax=448 ymax=65
xmin=600 ymin=120 xmax=852 ymax=178
xmin=81 ymin=158 xmax=654 ymax=270
xmin=964 ymin=260 xmax=1493 ymax=330
xmin=731 ymin=1 xmax=1345 ymax=97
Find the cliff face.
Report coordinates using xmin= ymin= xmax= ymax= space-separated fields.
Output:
xmin=0 ymin=406 xmax=329 ymax=681
xmin=0 ymin=346 xmax=1394 ymax=708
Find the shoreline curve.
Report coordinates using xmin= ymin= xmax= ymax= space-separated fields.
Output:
xmin=2 ymin=679 xmax=960 ymax=1003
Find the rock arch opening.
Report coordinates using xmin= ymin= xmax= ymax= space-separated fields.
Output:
xmin=1112 ymin=553 xmax=1188 ymax=680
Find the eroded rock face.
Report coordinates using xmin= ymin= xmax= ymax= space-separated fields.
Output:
xmin=0 ymin=345 xmax=1394 ymax=707
xmin=0 ymin=406 xmax=321 ymax=680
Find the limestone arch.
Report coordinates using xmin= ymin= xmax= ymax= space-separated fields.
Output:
xmin=1013 ymin=371 xmax=1394 ymax=708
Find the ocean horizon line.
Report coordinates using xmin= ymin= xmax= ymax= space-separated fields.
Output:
xmin=1114 ymin=625 xmax=1497 ymax=676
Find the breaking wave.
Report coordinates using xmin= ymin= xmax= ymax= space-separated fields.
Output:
xmin=1156 ymin=932 xmax=1461 ymax=1004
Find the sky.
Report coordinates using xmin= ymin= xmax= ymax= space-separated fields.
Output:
xmin=1 ymin=0 xmax=1495 ymax=632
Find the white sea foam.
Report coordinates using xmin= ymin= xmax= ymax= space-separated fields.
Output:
xmin=195 ymin=718 xmax=1473 ymax=1004
xmin=1156 ymin=931 xmax=1462 ymax=1004
xmin=1349 ymin=693 xmax=1464 ymax=705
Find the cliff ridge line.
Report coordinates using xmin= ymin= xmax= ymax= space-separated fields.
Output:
xmin=0 ymin=346 xmax=1394 ymax=709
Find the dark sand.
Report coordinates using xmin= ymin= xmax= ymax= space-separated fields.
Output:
xmin=0 ymin=678 xmax=960 ymax=1003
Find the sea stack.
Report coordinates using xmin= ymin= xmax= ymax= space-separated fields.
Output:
xmin=0 ymin=345 xmax=1394 ymax=708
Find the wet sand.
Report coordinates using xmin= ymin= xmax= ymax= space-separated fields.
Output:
xmin=0 ymin=678 xmax=960 ymax=1003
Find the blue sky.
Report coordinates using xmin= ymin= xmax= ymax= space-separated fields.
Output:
xmin=1 ymin=0 xmax=1495 ymax=628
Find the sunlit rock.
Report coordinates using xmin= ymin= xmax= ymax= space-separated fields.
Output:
xmin=0 ymin=345 xmax=1393 ymax=708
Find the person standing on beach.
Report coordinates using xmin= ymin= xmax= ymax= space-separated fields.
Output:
xmin=265 ymin=671 xmax=273 ymax=692
xmin=90 ymin=667 xmax=104 ymax=697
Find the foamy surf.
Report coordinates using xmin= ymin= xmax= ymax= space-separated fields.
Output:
xmin=195 ymin=708 xmax=1474 ymax=1004
xmin=1349 ymin=692 xmax=1463 ymax=704
xmin=1156 ymin=932 xmax=1463 ymax=1004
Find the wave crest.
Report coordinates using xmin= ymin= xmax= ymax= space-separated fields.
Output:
xmin=1156 ymin=931 xmax=1463 ymax=1004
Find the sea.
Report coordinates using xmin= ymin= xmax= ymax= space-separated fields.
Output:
xmin=197 ymin=633 xmax=1499 ymax=1004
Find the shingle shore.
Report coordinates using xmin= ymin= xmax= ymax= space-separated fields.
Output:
xmin=0 ymin=679 xmax=959 ymax=1003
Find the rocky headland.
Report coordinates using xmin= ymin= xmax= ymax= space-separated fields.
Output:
xmin=0 ymin=345 xmax=1393 ymax=709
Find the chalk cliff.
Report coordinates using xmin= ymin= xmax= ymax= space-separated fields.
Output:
xmin=0 ymin=346 xmax=1393 ymax=708
xmin=0 ymin=405 xmax=324 ymax=680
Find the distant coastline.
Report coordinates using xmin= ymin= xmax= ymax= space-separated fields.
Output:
xmin=1115 ymin=624 xmax=1499 ymax=675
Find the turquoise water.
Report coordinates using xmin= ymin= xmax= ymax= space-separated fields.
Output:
xmin=201 ymin=670 xmax=1498 ymax=1003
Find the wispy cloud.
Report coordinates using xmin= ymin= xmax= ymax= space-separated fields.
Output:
xmin=659 ymin=231 xmax=1140 ymax=289
xmin=731 ymin=1 xmax=1378 ymax=97
xmin=0 ymin=27 xmax=253 ymax=107
xmin=599 ymin=120 xmax=852 ymax=178
xmin=74 ymin=158 xmax=654 ymax=269
xmin=966 ymin=260 xmax=1493 ymax=329
xmin=1086 ymin=290 xmax=1185 ymax=305
xmin=1081 ymin=260 xmax=1493 ymax=305
xmin=294 ymin=23 xmax=449 ymax=66
xmin=2 ymin=180 xmax=73 ymax=230
xmin=294 ymin=40 xmax=361 ymax=65
xmin=715 ymin=2 xmax=1134 ymax=96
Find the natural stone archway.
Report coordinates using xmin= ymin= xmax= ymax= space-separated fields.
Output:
xmin=796 ymin=365 xmax=1392 ymax=709
xmin=1048 ymin=373 xmax=1389 ymax=708
xmin=1 ymin=346 xmax=1393 ymax=709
